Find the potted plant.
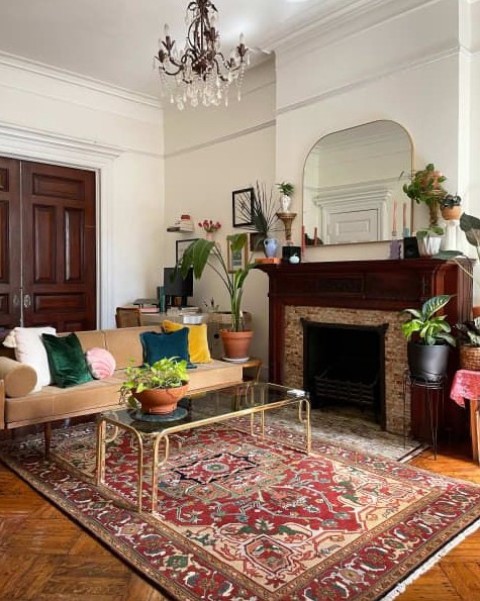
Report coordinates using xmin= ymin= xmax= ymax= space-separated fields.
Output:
xmin=401 ymin=294 xmax=455 ymax=382
xmin=403 ymin=163 xmax=447 ymax=255
xmin=276 ymin=181 xmax=294 ymax=213
xmin=456 ymin=317 xmax=480 ymax=370
xmin=119 ymin=357 xmax=189 ymax=415
xmin=440 ymin=194 xmax=462 ymax=221
xmin=176 ymin=233 xmax=256 ymax=360
xmin=236 ymin=181 xmax=280 ymax=257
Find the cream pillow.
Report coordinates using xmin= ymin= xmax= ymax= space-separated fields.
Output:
xmin=3 ymin=326 xmax=56 ymax=391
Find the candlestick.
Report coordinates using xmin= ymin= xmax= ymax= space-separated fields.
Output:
xmin=313 ymin=227 xmax=318 ymax=246
xmin=402 ymin=202 xmax=407 ymax=232
xmin=392 ymin=200 xmax=398 ymax=238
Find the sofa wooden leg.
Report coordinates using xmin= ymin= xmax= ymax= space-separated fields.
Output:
xmin=44 ymin=423 xmax=52 ymax=457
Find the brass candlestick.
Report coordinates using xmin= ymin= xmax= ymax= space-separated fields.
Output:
xmin=276 ymin=212 xmax=297 ymax=244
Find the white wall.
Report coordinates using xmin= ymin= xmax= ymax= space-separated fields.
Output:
xmin=163 ymin=60 xmax=276 ymax=369
xmin=0 ymin=54 xmax=164 ymax=327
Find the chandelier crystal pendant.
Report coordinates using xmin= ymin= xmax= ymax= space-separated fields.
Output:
xmin=155 ymin=0 xmax=249 ymax=110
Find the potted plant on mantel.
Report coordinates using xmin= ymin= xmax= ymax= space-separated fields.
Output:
xmin=119 ymin=357 xmax=189 ymax=415
xmin=236 ymin=181 xmax=281 ymax=259
xmin=403 ymin=163 xmax=447 ymax=256
xmin=176 ymin=233 xmax=256 ymax=360
xmin=401 ymin=294 xmax=456 ymax=382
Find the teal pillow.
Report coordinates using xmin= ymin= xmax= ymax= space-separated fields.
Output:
xmin=140 ymin=329 xmax=190 ymax=366
xmin=42 ymin=333 xmax=93 ymax=388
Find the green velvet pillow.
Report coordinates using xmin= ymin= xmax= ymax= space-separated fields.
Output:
xmin=42 ymin=333 xmax=93 ymax=388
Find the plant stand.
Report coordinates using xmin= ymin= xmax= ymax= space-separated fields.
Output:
xmin=276 ymin=212 xmax=297 ymax=244
xmin=403 ymin=370 xmax=446 ymax=459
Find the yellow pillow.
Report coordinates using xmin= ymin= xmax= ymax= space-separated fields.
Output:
xmin=162 ymin=320 xmax=212 ymax=364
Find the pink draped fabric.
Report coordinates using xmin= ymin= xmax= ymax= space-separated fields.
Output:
xmin=450 ymin=369 xmax=480 ymax=408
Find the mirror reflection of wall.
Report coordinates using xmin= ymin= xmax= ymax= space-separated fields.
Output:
xmin=303 ymin=120 xmax=413 ymax=246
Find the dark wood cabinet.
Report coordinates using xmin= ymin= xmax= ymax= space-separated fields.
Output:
xmin=0 ymin=158 xmax=96 ymax=332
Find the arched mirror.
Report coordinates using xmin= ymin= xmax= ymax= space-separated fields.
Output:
xmin=303 ymin=120 xmax=413 ymax=246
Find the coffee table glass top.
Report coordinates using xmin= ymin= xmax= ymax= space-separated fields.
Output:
xmin=101 ymin=382 xmax=306 ymax=434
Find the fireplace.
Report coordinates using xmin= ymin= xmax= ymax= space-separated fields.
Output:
xmin=257 ymin=259 xmax=472 ymax=437
xmin=302 ymin=320 xmax=388 ymax=426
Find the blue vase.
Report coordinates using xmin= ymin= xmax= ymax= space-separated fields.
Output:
xmin=263 ymin=237 xmax=279 ymax=258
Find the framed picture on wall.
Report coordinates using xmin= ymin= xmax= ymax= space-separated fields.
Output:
xmin=227 ymin=237 xmax=248 ymax=273
xmin=176 ymin=238 xmax=198 ymax=263
xmin=249 ymin=232 xmax=265 ymax=252
xmin=232 ymin=187 xmax=254 ymax=227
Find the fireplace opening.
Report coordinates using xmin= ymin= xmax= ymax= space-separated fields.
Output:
xmin=302 ymin=320 xmax=388 ymax=427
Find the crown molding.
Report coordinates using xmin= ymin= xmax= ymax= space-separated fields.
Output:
xmin=263 ymin=0 xmax=437 ymax=57
xmin=0 ymin=50 xmax=162 ymax=109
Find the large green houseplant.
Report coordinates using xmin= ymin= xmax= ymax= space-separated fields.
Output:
xmin=401 ymin=294 xmax=455 ymax=382
xmin=176 ymin=233 xmax=256 ymax=359
xmin=119 ymin=357 xmax=189 ymax=415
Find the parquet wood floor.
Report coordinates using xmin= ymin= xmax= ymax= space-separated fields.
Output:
xmin=0 ymin=433 xmax=479 ymax=600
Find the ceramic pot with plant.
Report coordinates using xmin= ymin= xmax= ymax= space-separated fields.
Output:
xmin=440 ymin=194 xmax=462 ymax=221
xmin=119 ymin=357 xmax=189 ymax=414
xmin=276 ymin=181 xmax=294 ymax=213
xmin=236 ymin=181 xmax=280 ymax=256
xmin=403 ymin=163 xmax=447 ymax=256
xmin=401 ymin=294 xmax=455 ymax=382
xmin=176 ymin=234 xmax=255 ymax=360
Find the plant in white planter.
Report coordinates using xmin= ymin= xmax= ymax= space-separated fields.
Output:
xmin=276 ymin=181 xmax=294 ymax=213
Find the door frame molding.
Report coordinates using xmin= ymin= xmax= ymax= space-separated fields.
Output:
xmin=0 ymin=122 xmax=122 ymax=328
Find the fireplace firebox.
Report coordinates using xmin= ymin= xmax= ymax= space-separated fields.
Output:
xmin=302 ymin=320 xmax=388 ymax=426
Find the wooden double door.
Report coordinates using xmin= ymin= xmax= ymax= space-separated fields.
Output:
xmin=0 ymin=157 xmax=96 ymax=332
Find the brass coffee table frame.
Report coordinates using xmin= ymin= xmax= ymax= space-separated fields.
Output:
xmin=95 ymin=383 xmax=311 ymax=513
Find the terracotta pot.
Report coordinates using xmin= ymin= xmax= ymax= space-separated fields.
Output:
xmin=220 ymin=329 xmax=253 ymax=360
xmin=133 ymin=383 xmax=189 ymax=414
xmin=441 ymin=205 xmax=462 ymax=220
xmin=472 ymin=306 xmax=480 ymax=319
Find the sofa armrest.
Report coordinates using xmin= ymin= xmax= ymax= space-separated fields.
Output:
xmin=0 ymin=379 xmax=5 ymax=429
xmin=0 ymin=357 xmax=38 ymax=399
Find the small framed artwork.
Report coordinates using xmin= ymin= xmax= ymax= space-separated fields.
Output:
xmin=249 ymin=232 xmax=265 ymax=252
xmin=176 ymin=238 xmax=198 ymax=263
xmin=232 ymin=187 xmax=254 ymax=227
xmin=227 ymin=239 xmax=248 ymax=272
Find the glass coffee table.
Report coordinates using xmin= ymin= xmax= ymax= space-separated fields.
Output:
xmin=96 ymin=382 xmax=310 ymax=512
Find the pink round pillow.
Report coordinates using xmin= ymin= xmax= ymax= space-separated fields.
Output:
xmin=85 ymin=347 xmax=116 ymax=380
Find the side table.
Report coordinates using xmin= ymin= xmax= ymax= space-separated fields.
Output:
xmin=450 ymin=369 xmax=480 ymax=464
xmin=403 ymin=370 xmax=446 ymax=459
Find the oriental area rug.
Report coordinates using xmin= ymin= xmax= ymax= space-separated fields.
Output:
xmin=1 ymin=422 xmax=480 ymax=601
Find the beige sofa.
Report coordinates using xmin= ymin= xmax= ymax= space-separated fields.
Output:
xmin=0 ymin=325 xmax=243 ymax=452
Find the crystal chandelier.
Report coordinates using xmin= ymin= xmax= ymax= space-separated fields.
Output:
xmin=155 ymin=0 xmax=249 ymax=110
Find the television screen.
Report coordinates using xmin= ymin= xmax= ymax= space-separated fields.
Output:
xmin=163 ymin=267 xmax=193 ymax=297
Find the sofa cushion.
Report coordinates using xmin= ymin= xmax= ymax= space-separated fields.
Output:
xmin=42 ymin=333 xmax=93 ymax=388
xmin=0 ymin=357 xmax=37 ymax=397
xmin=140 ymin=329 xmax=190 ymax=366
xmin=162 ymin=320 xmax=212 ymax=364
xmin=3 ymin=326 xmax=56 ymax=391
xmin=86 ymin=348 xmax=116 ymax=379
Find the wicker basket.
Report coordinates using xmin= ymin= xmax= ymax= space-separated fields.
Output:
xmin=459 ymin=346 xmax=480 ymax=371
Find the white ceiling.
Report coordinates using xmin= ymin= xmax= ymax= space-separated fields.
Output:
xmin=0 ymin=0 xmax=356 ymax=99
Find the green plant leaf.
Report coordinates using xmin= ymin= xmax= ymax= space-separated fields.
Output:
xmin=460 ymin=213 xmax=480 ymax=248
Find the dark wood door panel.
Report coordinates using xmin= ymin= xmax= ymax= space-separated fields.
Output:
xmin=0 ymin=158 xmax=21 ymax=329
xmin=21 ymin=161 xmax=96 ymax=332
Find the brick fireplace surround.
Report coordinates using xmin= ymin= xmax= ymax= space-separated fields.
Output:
xmin=257 ymin=259 xmax=472 ymax=437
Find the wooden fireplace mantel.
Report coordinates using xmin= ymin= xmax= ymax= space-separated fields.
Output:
xmin=256 ymin=258 xmax=472 ymax=385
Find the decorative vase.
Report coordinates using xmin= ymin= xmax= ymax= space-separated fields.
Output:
xmin=205 ymin=232 xmax=214 ymax=241
xmin=133 ymin=384 xmax=189 ymax=414
xmin=263 ymin=237 xmax=279 ymax=258
xmin=441 ymin=206 xmax=462 ymax=221
xmin=220 ymin=329 xmax=253 ymax=361
xmin=416 ymin=234 xmax=443 ymax=256
xmin=280 ymin=195 xmax=291 ymax=213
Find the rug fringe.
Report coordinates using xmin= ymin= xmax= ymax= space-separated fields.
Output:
xmin=380 ymin=516 xmax=480 ymax=600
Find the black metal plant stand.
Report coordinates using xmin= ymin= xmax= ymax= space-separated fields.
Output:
xmin=403 ymin=370 xmax=446 ymax=459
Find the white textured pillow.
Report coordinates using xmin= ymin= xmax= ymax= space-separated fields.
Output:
xmin=6 ymin=327 xmax=56 ymax=391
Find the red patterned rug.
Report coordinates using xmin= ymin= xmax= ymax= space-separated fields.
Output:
xmin=1 ymin=422 xmax=480 ymax=601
